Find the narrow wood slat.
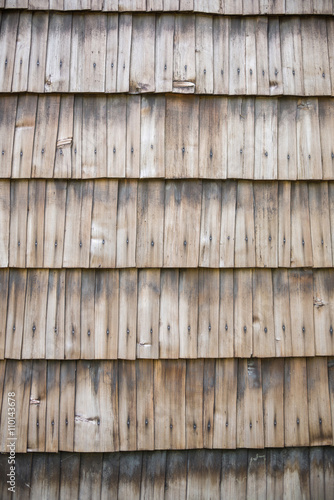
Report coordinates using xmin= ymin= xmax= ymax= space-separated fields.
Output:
xmin=130 ymin=15 xmax=155 ymax=93
xmin=12 ymin=95 xmax=37 ymax=179
xmin=27 ymin=13 xmax=48 ymax=93
xmin=46 ymin=271 xmax=65 ymax=360
xmin=12 ymin=12 xmax=31 ymax=92
xmin=26 ymin=361 xmax=46 ymax=453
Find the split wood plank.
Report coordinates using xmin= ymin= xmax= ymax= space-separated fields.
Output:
xmin=237 ymin=359 xmax=264 ymax=449
xmin=284 ymin=358 xmax=309 ymax=447
xmin=288 ymin=269 xmax=315 ymax=357
xmin=46 ymin=271 xmax=65 ymax=360
xmin=277 ymin=181 xmax=291 ymax=267
xmin=105 ymin=14 xmax=118 ymax=92
xmin=12 ymin=13 xmax=31 ymax=92
xmin=164 ymin=181 xmax=202 ymax=267
xmin=137 ymin=270 xmax=160 ymax=359
xmin=31 ymin=95 xmax=60 ymax=179
xmin=277 ymin=99 xmax=297 ymax=180
xmin=26 ymin=180 xmax=45 ymax=268
xmin=64 ymin=270 xmax=81 ymax=359
xmin=247 ymin=450 xmax=266 ymax=500
xmin=155 ymin=14 xmax=174 ymax=93
xmin=173 ymin=15 xmax=196 ymax=90
xmin=22 ymin=270 xmax=48 ymax=359
xmin=313 ymin=270 xmax=334 ymax=356
xmin=254 ymin=182 xmax=278 ymax=267
xmin=0 ymin=360 xmax=32 ymax=453
xmin=12 ymin=95 xmax=37 ymax=179
xmin=219 ymin=270 xmax=234 ymax=358
xmin=140 ymin=452 xmax=166 ymax=499
xmin=27 ymin=13 xmax=49 ymax=93
xmin=90 ymin=180 xmax=118 ymax=268
xmin=252 ymin=269 xmax=275 ymax=358
xmin=319 ymin=99 xmax=334 ymax=180
xmin=213 ymin=359 xmax=237 ymax=449
xmin=185 ymin=359 xmax=203 ymax=449
xmin=178 ymin=269 xmax=198 ymax=359
xmin=234 ymin=181 xmax=255 ymax=267
xmin=82 ymin=97 xmax=107 ymax=179
xmin=118 ymin=269 xmax=137 ymax=360
xmin=59 ymin=361 xmax=76 ymax=451
xmin=199 ymin=181 xmax=222 ymax=268
xmin=130 ymin=15 xmax=155 ymax=93
xmin=136 ymin=360 xmax=154 ymax=450
xmin=154 ymin=360 xmax=186 ymax=450
xmin=43 ymin=181 xmax=67 ymax=269
xmin=136 ymin=180 xmax=164 ymax=267
xmin=165 ymin=96 xmax=199 ymax=178
xmin=140 ymin=95 xmax=165 ymax=178
xmin=307 ymin=357 xmax=332 ymax=446
xmin=118 ymin=360 xmax=136 ymax=451
xmin=262 ymin=359 xmax=284 ymax=448
xmin=27 ymin=360 xmax=47 ymax=452
xmin=0 ymin=96 xmax=17 ymax=178
xmin=280 ymin=17 xmax=304 ymax=95
xmin=301 ymin=17 xmax=331 ymax=96
xmin=213 ymin=17 xmax=229 ymax=94
xmin=272 ymin=269 xmax=292 ymax=357
xmin=159 ymin=269 xmax=179 ymax=359
xmin=198 ymin=97 xmax=228 ymax=180
xmin=43 ymin=352 xmax=62 ymax=454
xmin=29 ymin=454 xmax=60 ymax=500
xmin=220 ymin=181 xmax=237 ymax=268
xmin=296 ymin=98 xmax=322 ymax=180
xmin=227 ymin=98 xmax=255 ymax=179
xmin=229 ymin=19 xmax=246 ymax=95
xmin=45 ymin=13 xmax=72 ymax=93
xmin=187 ymin=450 xmax=221 ymax=499
xmin=0 ymin=182 xmax=10 ymax=267
xmin=268 ymin=18 xmax=283 ymax=96
xmin=117 ymin=14 xmax=132 ymax=93
xmin=254 ymin=98 xmax=278 ymax=179
xmin=78 ymin=454 xmax=103 ymax=500
xmin=4 ymin=270 xmax=27 ymax=359
xmin=203 ymin=359 xmax=215 ymax=449
xmin=234 ymin=269 xmax=253 ymax=357
xmin=0 ymin=270 xmax=8 ymax=358
xmin=126 ymin=96 xmax=141 ymax=177
xmin=308 ymin=182 xmax=332 ymax=267
xmin=63 ymin=181 xmax=94 ymax=268
xmin=116 ymin=180 xmax=137 ymax=267
xmin=0 ymin=13 xmax=19 ymax=92
xmin=195 ymin=15 xmax=213 ymax=94
xmin=107 ymin=96 xmax=127 ymax=178
xmin=80 ymin=270 xmax=96 ymax=360
xmin=290 ymin=182 xmax=312 ymax=267
xmin=75 ymin=361 xmax=118 ymax=452
xmin=197 ymin=269 xmax=219 ymax=358
xmin=94 ymin=270 xmax=119 ymax=359
xmin=54 ymin=95 xmax=74 ymax=179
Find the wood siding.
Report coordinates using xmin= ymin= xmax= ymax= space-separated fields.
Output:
xmin=0 ymin=268 xmax=334 ymax=359
xmin=0 ymin=358 xmax=334 ymax=452
xmin=0 ymin=14 xmax=334 ymax=95
xmin=0 ymin=0 xmax=334 ymax=496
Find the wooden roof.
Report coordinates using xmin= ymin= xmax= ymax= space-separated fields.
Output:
xmin=1 ymin=0 xmax=334 ymax=498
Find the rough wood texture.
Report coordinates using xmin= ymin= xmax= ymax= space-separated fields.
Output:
xmin=0 ymin=358 xmax=333 ymax=452
xmin=1 ymin=95 xmax=334 ymax=180
xmin=1 ymin=448 xmax=333 ymax=500
xmin=1 ymin=268 xmax=333 ymax=359
xmin=0 ymin=15 xmax=334 ymax=95
xmin=2 ymin=180 xmax=334 ymax=268
xmin=0 ymin=0 xmax=333 ymax=11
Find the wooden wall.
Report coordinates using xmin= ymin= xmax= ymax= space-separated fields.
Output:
xmin=0 ymin=0 xmax=334 ymax=498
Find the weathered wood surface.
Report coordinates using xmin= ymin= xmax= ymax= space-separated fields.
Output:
xmin=1 ymin=95 xmax=334 ymax=180
xmin=0 ymin=0 xmax=333 ymax=12
xmin=1 ymin=268 xmax=333 ymax=359
xmin=1 ymin=180 xmax=334 ymax=268
xmin=0 ymin=358 xmax=333 ymax=452
xmin=0 ymin=14 xmax=334 ymax=94
xmin=1 ymin=448 xmax=333 ymax=499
